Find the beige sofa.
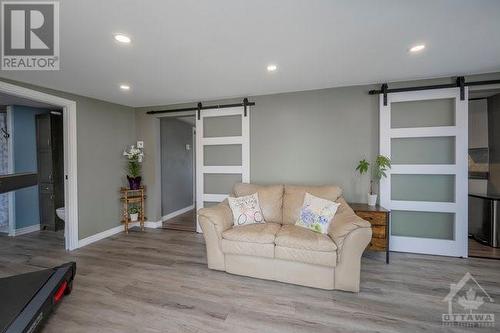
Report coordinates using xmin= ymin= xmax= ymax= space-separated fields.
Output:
xmin=197 ymin=183 xmax=372 ymax=292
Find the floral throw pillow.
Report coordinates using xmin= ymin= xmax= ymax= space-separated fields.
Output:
xmin=228 ymin=193 xmax=265 ymax=226
xmin=295 ymin=193 xmax=340 ymax=234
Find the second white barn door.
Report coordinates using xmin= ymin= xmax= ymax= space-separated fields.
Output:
xmin=379 ymin=87 xmax=468 ymax=257
xmin=195 ymin=107 xmax=250 ymax=232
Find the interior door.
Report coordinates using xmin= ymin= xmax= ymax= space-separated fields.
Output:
xmin=380 ymin=87 xmax=468 ymax=257
xmin=195 ymin=107 xmax=249 ymax=232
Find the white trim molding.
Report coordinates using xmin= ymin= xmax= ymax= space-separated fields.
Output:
xmin=78 ymin=221 xmax=164 ymax=248
xmin=11 ymin=224 xmax=41 ymax=236
xmin=0 ymin=80 xmax=79 ymax=250
xmin=161 ymin=204 xmax=194 ymax=221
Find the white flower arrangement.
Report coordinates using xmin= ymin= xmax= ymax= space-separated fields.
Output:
xmin=123 ymin=145 xmax=144 ymax=163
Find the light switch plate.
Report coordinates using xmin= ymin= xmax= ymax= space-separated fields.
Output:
xmin=137 ymin=141 xmax=144 ymax=148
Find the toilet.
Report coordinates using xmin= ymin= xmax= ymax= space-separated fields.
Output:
xmin=56 ymin=207 xmax=65 ymax=221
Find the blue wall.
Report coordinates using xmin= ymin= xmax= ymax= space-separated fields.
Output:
xmin=12 ymin=106 xmax=50 ymax=229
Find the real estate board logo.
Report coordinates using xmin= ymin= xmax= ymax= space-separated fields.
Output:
xmin=1 ymin=1 xmax=59 ymax=70
xmin=442 ymin=272 xmax=495 ymax=328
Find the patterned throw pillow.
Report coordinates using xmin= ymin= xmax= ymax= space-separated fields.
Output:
xmin=228 ymin=193 xmax=265 ymax=226
xmin=295 ymin=193 xmax=340 ymax=234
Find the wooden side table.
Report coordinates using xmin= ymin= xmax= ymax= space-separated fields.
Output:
xmin=349 ymin=203 xmax=390 ymax=263
xmin=120 ymin=187 xmax=146 ymax=233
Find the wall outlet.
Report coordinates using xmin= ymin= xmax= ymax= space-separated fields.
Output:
xmin=186 ymin=144 xmax=191 ymax=151
xmin=137 ymin=141 xmax=144 ymax=149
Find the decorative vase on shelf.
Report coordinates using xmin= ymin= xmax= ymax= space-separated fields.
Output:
xmin=130 ymin=213 xmax=139 ymax=222
xmin=367 ymin=193 xmax=377 ymax=206
xmin=127 ymin=176 xmax=142 ymax=190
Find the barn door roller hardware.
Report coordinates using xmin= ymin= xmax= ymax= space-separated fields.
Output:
xmin=369 ymin=76 xmax=500 ymax=106
xmin=147 ymin=98 xmax=255 ymax=117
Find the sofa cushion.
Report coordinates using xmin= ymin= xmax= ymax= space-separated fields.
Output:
xmin=221 ymin=240 xmax=275 ymax=258
xmin=282 ymin=185 xmax=343 ymax=225
xmin=275 ymin=225 xmax=337 ymax=252
xmin=233 ymin=183 xmax=283 ymax=223
xmin=275 ymin=246 xmax=337 ymax=267
xmin=222 ymin=223 xmax=281 ymax=244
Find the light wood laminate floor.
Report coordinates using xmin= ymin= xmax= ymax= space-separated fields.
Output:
xmin=1 ymin=229 xmax=499 ymax=333
xmin=162 ymin=209 xmax=196 ymax=232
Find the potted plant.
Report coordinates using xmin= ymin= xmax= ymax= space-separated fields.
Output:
xmin=123 ymin=145 xmax=144 ymax=190
xmin=129 ymin=205 xmax=140 ymax=222
xmin=355 ymin=155 xmax=391 ymax=206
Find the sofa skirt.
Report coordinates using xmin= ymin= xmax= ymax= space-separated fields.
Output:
xmin=224 ymin=254 xmax=335 ymax=290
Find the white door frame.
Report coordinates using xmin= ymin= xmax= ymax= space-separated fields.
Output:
xmin=0 ymin=80 xmax=79 ymax=250
xmin=379 ymin=87 xmax=468 ymax=257
xmin=195 ymin=107 xmax=250 ymax=232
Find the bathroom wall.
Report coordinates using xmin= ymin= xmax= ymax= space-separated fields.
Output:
xmin=11 ymin=105 xmax=51 ymax=229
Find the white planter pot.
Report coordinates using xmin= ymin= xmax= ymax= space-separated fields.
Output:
xmin=367 ymin=194 xmax=377 ymax=206
xmin=130 ymin=213 xmax=139 ymax=222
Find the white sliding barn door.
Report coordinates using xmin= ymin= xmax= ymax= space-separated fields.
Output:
xmin=195 ymin=107 xmax=250 ymax=232
xmin=380 ymin=87 xmax=468 ymax=257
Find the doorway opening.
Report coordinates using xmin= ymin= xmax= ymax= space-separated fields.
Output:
xmin=0 ymin=94 xmax=65 ymax=245
xmin=468 ymin=86 xmax=500 ymax=259
xmin=160 ymin=115 xmax=196 ymax=232
xmin=0 ymin=81 xmax=78 ymax=250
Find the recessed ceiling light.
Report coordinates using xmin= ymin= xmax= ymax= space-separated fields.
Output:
xmin=120 ymin=84 xmax=130 ymax=91
xmin=114 ymin=34 xmax=131 ymax=44
xmin=409 ymin=44 xmax=425 ymax=53
xmin=267 ymin=64 xmax=277 ymax=72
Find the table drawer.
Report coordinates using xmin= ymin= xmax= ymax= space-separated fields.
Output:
xmin=356 ymin=212 xmax=387 ymax=226
xmin=372 ymin=225 xmax=386 ymax=239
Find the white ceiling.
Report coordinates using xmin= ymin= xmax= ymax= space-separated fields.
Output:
xmin=1 ymin=0 xmax=499 ymax=107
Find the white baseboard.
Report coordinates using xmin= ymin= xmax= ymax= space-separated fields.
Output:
xmin=129 ymin=220 xmax=163 ymax=229
xmin=78 ymin=219 xmax=164 ymax=248
xmin=11 ymin=224 xmax=41 ymax=236
xmin=162 ymin=204 xmax=194 ymax=221
xmin=78 ymin=224 xmax=124 ymax=248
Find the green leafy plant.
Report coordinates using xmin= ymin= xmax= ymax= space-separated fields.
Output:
xmin=127 ymin=158 xmax=141 ymax=177
xmin=355 ymin=155 xmax=391 ymax=194
xmin=123 ymin=145 xmax=144 ymax=178
xmin=128 ymin=205 xmax=140 ymax=215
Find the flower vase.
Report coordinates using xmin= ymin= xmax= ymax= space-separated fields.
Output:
xmin=127 ymin=176 xmax=142 ymax=190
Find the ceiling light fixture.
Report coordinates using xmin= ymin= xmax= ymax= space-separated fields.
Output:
xmin=114 ymin=34 xmax=131 ymax=44
xmin=120 ymin=84 xmax=130 ymax=91
xmin=409 ymin=44 xmax=425 ymax=53
xmin=267 ymin=64 xmax=277 ymax=72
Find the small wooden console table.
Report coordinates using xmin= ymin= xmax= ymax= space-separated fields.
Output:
xmin=120 ymin=187 xmax=146 ymax=233
xmin=349 ymin=203 xmax=391 ymax=263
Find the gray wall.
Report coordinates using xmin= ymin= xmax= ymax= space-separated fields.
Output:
xmin=0 ymin=78 xmax=136 ymax=240
xmin=469 ymin=99 xmax=488 ymax=194
xmin=136 ymin=73 xmax=500 ymax=221
xmin=488 ymin=93 xmax=500 ymax=194
xmin=160 ymin=118 xmax=194 ymax=215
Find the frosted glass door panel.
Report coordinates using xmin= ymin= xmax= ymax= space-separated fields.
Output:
xmin=203 ymin=115 xmax=242 ymax=137
xmin=391 ymin=98 xmax=455 ymax=128
xmin=204 ymin=174 xmax=242 ymax=194
xmin=391 ymin=137 xmax=455 ymax=164
xmin=391 ymin=174 xmax=455 ymax=202
xmin=391 ymin=210 xmax=454 ymax=240
xmin=204 ymin=145 xmax=242 ymax=166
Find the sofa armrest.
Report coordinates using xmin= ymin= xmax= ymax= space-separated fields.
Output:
xmin=197 ymin=201 xmax=234 ymax=238
xmin=329 ymin=197 xmax=372 ymax=292
xmin=197 ymin=201 xmax=234 ymax=271
xmin=328 ymin=197 xmax=372 ymax=255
